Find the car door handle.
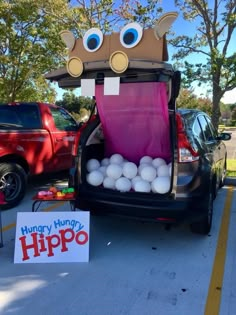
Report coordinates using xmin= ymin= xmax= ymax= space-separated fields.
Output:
xmin=55 ymin=138 xmax=63 ymax=142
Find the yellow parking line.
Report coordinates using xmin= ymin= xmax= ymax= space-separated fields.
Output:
xmin=204 ymin=186 xmax=234 ymax=315
xmin=1 ymin=201 xmax=67 ymax=232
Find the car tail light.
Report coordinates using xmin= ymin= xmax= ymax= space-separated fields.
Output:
xmin=176 ymin=113 xmax=199 ymax=163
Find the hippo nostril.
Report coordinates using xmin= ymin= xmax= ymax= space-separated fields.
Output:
xmin=109 ymin=51 xmax=129 ymax=74
xmin=66 ymin=57 xmax=83 ymax=77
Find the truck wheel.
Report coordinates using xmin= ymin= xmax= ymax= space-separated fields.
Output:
xmin=190 ymin=188 xmax=213 ymax=235
xmin=0 ymin=163 xmax=27 ymax=210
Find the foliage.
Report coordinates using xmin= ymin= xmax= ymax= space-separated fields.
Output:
xmin=56 ymin=91 xmax=95 ymax=120
xmin=69 ymin=0 xmax=163 ymax=36
xmin=177 ymin=88 xmax=212 ymax=116
xmin=171 ymin=0 xmax=236 ymax=129
xmin=0 ymin=0 xmax=73 ymax=103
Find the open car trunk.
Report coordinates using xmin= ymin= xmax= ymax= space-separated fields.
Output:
xmin=76 ymin=79 xmax=177 ymax=213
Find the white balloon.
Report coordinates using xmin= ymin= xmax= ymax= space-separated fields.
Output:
xmin=103 ymin=177 xmax=116 ymax=189
xmin=157 ymin=164 xmax=169 ymax=177
xmin=87 ymin=170 xmax=104 ymax=186
xmin=134 ymin=180 xmax=151 ymax=193
xmin=138 ymin=163 xmax=151 ymax=175
xmin=151 ymin=176 xmax=170 ymax=194
xmin=110 ymin=153 xmax=124 ymax=164
xmin=139 ymin=155 xmax=153 ymax=164
xmin=115 ymin=177 xmax=132 ymax=192
xmin=99 ymin=166 xmax=107 ymax=175
xmin=106 ymin=164 xmax=123 ymax=179
xmin=152 ymin=157 xmax=166 ymax=168
xmin=86 ymin=159 xmax=100 ymax=172
xmin=168 ymin=163 xmax=172 ymax=177
xmin=140 ymin=165 xmax=157 ymax=182
xmin=131 ymin=175 xmax=142 ymax=189
xmin=101 ymin=158 xmax=110 ymax=166
xmin=123 ymin=162 xmax=138 ymax=179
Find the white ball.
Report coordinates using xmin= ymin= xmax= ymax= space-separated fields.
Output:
xmin=168 ymin=163 xmax=172 ymax=177
xmin=110 ymin=153 xmax=124 ymax=164
xmin=157 ymin=164 xmax=170 ymax=177
xmin=101 ymin=158 xmax=110 ymax=166
xmin=140 ymin=165 xmax=157 ymax=182
xmin=152 ymin=157 xmax=166 ymax=168
xmin=139 ymin=156 xmax=153 ymax=164
xmin=106 ymin=164 xmax=123 ymax=179
xmin=151 ymin=176 xmax=170 ymax=194
xmin=123 ymin=162 xmax=138 ymax=179
xmin=138 ymin=163 xmax=151 ymax=175
xmin=87 ymin=170 xmax=104 ymax=186
xmin=103 ymin=177 xmax=116 ymax=189
xmin=131 ymin=175 xmax=142 ymax=189
xmin=115 ymin=177 xmax=132 ymax=192
xmin=134 ymin=180 xmax=151 ymax=193
xmin=99 ymin=166 xmax=107 ymax=175
xmin=86 ymin=159 xmax=100 ymax=172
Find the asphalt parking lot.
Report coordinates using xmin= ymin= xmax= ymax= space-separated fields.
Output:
xmin=0 ymin=171 xmax=236 ymax=315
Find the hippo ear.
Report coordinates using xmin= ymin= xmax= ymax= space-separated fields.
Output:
xmin=154 ymin=12 xmax=178 ymax=40
xmin=60 ymin=30 xmax=76 ymax=51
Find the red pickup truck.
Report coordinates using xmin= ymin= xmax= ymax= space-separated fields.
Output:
xmin=0 ymin=102 xmax=80 ymax=209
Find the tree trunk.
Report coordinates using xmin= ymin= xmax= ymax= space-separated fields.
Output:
xmin=211 ymin=77 xmax=223 ymax=130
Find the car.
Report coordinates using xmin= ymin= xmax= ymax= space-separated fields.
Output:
xmin=46 ymin=16 xmax=231 ymax=235
xmin=0 ymin=102 xmax=80 ymax=209
xmin=68 ymin=80 xmax=231 ymax=235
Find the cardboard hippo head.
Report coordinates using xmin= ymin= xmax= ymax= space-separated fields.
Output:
xmin=60 ymin=12 xmax=178 ymax=77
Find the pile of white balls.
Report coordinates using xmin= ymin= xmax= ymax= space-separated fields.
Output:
xmin=86 ymin=153 xmax=172 ymax=194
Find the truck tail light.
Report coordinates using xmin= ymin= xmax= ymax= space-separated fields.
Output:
xmin=176 ymin=113 xmax=199 ymax=163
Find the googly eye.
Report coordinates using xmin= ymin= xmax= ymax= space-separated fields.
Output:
xmin=120 ymin=23 xmax=143 ymax=48
xmin=83 ymin=28 xmax=103 ymax=52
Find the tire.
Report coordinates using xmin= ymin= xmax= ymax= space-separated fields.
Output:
xmin=190 ymin=188 xmax=213 ymax=235
xmin=0 ymin=163 xmax=27 ymax=210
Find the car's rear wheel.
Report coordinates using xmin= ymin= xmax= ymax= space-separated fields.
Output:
xmin=0 ymin=163 xmax=27 ymax=210
xmin=190 ymin=188 xmax=213 ymax=235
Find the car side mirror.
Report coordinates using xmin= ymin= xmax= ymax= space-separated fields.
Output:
xmin=217 ymin=132 xmax=231 ymax=141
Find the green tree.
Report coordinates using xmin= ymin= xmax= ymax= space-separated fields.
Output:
xmin=177 ymin=88 xmax=212 ymax=116
xmin=56 ymin=91 xmax=94 ymax=119
xmin=171 ymin=0 xmax=236 ymax=129
xmin=0 ymin=0 xmax=73 ymax=102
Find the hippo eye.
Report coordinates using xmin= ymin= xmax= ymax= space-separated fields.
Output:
xmin=120 ymin=23 xmax=143 ymax=48
xmin=83 ymin=28 xmax=103 ymax=52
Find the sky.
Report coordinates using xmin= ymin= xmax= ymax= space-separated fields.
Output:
xmin=55 ymin=0 xmax=236 ymax=104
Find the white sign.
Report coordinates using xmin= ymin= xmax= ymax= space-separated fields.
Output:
xmin=14 ymin=211 xmax=90 ymax=263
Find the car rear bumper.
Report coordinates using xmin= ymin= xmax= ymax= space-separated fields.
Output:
xmin=75 ymin=185 xmax=209 ymax=224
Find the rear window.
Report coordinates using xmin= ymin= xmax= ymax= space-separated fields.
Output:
xmin=0 ymin=104 xmax=41 ymax=129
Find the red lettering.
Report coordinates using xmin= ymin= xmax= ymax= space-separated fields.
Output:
xmin=59 ymin=228 xmax=75 ymax=252
xmin=19 ymin=232 xmax=40 ymax=261
xmin=75 ymin=231 xmax=89 ymax=245
xmin=39 ymin=234 xmax=47 ymax=252
xmin=45 ymin=234 xmax=61 ymax=257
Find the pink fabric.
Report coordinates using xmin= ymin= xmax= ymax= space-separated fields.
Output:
xmin=95 ymin=82 xmax=171 ymax=164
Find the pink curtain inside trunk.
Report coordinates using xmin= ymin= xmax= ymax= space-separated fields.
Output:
xmin=95 ymin=82 xmax=171 ymax=164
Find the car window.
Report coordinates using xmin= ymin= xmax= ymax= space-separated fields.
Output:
xmin=0 ymin=104 xmax=41 ymax=129
xmin=193 ymin=118 xmax=205 ymax=141
xmin=197 ymin=115 xmax=215 ymax=142
xmin=50 ymin=107 xmax=78 ymax=131
xmin=204 ymin=115 xmax=218 ymax=138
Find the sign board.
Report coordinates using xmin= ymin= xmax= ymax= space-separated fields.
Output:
xmin=14 ymin=211 xmax=90 ymax=263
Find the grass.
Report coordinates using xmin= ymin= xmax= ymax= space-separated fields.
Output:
xmin=227 ymin=159 xmax=236 ymax=177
